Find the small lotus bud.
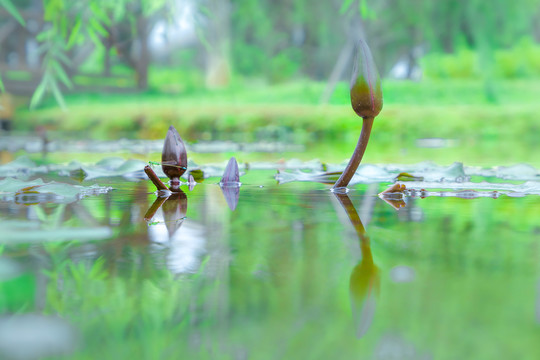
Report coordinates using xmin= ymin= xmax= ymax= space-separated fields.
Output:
xmin=220 ymin=157 xmax=240 ymax=211
xmin=161 ymin=126 xmax=187 ymax=179
xmin=350 ymin=40 xmax=383 ymax=119
xmin=221 ymin=157 xmax=239 ymax=184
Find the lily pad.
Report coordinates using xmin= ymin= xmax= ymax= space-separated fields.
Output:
xmin=0 ymin=178 xmax=112 ymax=204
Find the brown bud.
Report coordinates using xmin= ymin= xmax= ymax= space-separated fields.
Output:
xmin=161 ymin=126 xmax=187 ymax=179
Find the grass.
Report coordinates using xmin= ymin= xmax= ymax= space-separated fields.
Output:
xmin=14 ymin=79 xmax=540 ymax=167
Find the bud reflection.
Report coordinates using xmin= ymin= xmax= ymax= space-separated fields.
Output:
xmin=144 ymin=190 xmax=206 ymax=274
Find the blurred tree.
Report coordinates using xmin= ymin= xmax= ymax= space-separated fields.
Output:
xmin=203 ymin=0 xmax=232 ymax=88
xmin=0 ymin=0 xmax=170 ymax=106
xmin=2 ymin=0 xmax=540 ymax=106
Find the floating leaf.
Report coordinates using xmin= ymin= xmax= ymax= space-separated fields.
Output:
xmin=161 ymin=126 xmax=187 ymax=179
xmin=395 ymin=172 xmax=424 ymax=181
xmin=395 ymin=180 xmax=540 ymax=196
xmin=70 ymin=158 xmax=148 ymax=180
xmin=188 ymin=169 xmax=205 ymax=182
xmin=379 ymin=183 xmax=406 ymax=195
xmin=378 ymin=184 xmax=407 ymax=211
xmin=0 ymin=178 xmax=112 ymax=204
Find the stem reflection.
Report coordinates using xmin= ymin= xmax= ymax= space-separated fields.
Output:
xmin=333 ymin=192 xmax=380 ymax=339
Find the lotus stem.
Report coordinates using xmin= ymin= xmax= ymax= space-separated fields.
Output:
xmin=332 ymin=116 xmax=374 ymax=190
xmin=144 ymin=165 xmax=168 ymax=191
xmin=333 ymin=193 xmax=369 ymax=244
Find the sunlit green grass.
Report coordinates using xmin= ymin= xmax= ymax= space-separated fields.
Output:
xmin=15 ymin=79 xmax=540 ymax=167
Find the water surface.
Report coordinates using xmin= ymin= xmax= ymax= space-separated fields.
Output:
xmin=0 ymin=169 xmax=539 ymax=359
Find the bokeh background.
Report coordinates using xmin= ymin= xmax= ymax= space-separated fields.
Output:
xmin=1 ymin=2 xmax=540 ymax=360
xmin=1 ymin=0 xmax=540 ymax=166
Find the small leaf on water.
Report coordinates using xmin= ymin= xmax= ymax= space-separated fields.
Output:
xmin=161 ymin=126 xmax=187 ymax=179
xmin=188 ymin=169 xmax=205 ymax=182
xmin=350 ymin=40 xmax=383 ymax=119
xmin=379 ymin=183 xmax=406 ymax=196
xmin=395 ymin=172 xmax=424 ymax=181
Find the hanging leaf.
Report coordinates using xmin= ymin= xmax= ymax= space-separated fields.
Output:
xmin=66 ymin=19 xmax=82 ymax=49
xmin=52 ymin=61 xmax=72 ymax=89
xmin=0 ymin=0 xmax=26 ymax=26
xmin=161 ymin=126 xmax=188 ymax=179
xmin=29 ymin=79 xmax=48 ymax=110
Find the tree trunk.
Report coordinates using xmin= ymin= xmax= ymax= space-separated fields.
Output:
xmin=136 ymin=15 xmax=149 ymax=90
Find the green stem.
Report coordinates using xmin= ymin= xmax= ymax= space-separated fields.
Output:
xmin=332 ymin=117 xmax=374 ymax=190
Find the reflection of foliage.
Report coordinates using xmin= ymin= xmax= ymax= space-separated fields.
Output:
xmin=0 ymin=179 xmax=539 ymax=357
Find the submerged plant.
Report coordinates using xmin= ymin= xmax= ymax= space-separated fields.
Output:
xmin=333 ymin=40 xmax=383 ymax=190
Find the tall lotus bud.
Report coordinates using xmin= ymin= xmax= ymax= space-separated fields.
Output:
xmin=332 ymin=39 xmax=383 ymax=190
xmin=350 ymin=40 xmax=383 ymax=119
xmin=161 ymin=126 xmax=187 ymax=180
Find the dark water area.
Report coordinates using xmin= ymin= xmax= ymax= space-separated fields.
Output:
xmin=0 ymin=167 xmax=539 ymax=359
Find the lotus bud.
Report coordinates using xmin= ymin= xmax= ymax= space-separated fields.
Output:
xmin=350 ymin=40 xmax=383 ymax=119
xmin=221 ymin=157 xmax=240 ymax=184
xmin=220 ymin=157 xmax=240 ymax=211
xmin=161 ymin=126 xmax=187 ymax=180
xmin=332 ymin=39 xmax=383 ymax=190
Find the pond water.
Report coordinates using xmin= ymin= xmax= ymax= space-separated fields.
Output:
xmin=0 ymin=158 xmax=539 ymax=359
